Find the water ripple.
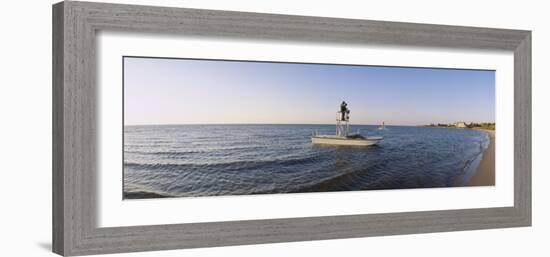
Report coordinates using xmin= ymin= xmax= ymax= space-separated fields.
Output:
xmin=123 ymin=124 xmax=489 ymax=198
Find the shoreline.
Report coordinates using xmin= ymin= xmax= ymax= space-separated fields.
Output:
xmin=468 ymin=129 xmax=495 ymax=186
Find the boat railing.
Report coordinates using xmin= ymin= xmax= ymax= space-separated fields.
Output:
xmin=335 ymin=111 xmax=350 ymax=137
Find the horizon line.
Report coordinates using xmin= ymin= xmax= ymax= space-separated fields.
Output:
xmin=124 ymin=122 xmax=496 ymax=127
xmin=125 ymin=122 xmax=395 ymax=126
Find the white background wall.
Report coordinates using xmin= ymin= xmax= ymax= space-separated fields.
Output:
xmin=0 ymin=0 xmax=547 ymax=256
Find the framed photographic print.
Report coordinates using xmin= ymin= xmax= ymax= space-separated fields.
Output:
xmin=52 ymin=1 xmax=531 ymax=256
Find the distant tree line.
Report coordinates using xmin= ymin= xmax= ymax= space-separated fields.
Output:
xmin=468 ymin=122 xmax=496 ymax=130
xmin=425 ymin=122 xmax=495 ymax=130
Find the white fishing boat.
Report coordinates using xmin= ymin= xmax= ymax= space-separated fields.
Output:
xmin=311 ymin=102 xmax=383 ymax=146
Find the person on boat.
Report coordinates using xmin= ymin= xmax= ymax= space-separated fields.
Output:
xmin=340 ymin=101 xmax=350 ymax=121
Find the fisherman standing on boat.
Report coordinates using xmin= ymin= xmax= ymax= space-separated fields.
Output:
xmin=340 ymin=101 xmax=350 ymax=121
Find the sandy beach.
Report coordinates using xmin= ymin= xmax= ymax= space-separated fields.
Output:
xmin=468 ymin=129 xmax=495 ymax=186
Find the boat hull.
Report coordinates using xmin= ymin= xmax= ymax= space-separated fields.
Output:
xmin=311 ymin=136 xmax=382 ymax=146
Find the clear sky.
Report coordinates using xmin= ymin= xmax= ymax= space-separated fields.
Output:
xmin=124 ymin=57 xmax=495 ymax=126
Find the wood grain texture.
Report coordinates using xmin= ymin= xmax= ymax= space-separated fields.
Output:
xmin=514 ymin=32 xmax=532 ymax=224
xmin=52 ymin=2 xmax=65 ymax=255
xmin=52 ymin=1 xmax=532 ymax=256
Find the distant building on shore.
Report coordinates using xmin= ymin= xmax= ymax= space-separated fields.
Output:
xmin=454 ymin=122 xmax=468 ymax=128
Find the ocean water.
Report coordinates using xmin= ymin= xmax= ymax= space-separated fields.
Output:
xmin=123 ymin=124 xmax=490 ymax=198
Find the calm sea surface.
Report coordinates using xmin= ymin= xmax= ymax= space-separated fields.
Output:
xmin=123 ymin=125 xmax=489 ymax=198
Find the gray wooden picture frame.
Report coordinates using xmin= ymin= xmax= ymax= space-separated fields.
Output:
xmin=52 ymin=1 xmax=531 ymax=256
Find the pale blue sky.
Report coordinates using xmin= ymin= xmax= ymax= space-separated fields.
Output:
xmin=124 ymin=57 xmax=495 ymax=126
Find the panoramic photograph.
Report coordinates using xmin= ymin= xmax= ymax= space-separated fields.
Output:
xmin=123 ymin=56 xmax=495 ymax=199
